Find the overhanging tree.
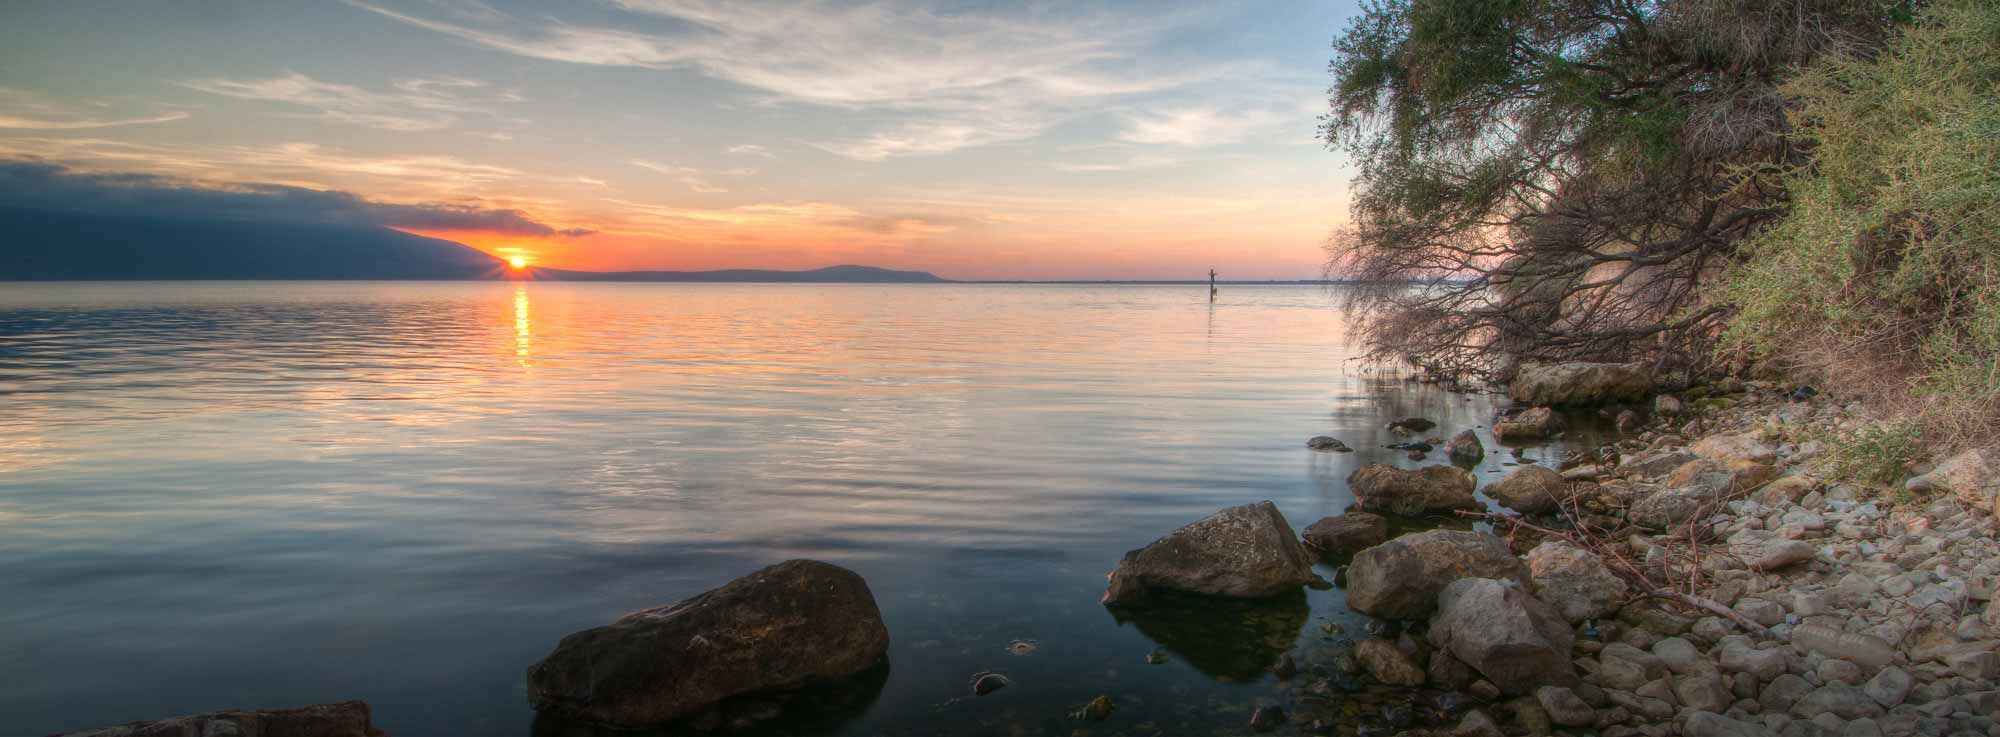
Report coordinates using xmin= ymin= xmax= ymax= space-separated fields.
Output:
xmin=1322 ymin=0 xmax=1911 ymax=383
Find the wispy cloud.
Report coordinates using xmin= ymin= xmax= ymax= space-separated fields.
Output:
xmin=0 ymin=88 xmax=190 ymax=130
xmin=182 ymin=71 xmax=520 ymax=132
xmin=725 ymin=144 xmax=774 ymax=158
xmin=1118 ymin=106 xmax=1294 ymax=146
xmin=630 ymin=159 xmax=728 ymax=193
xmin=345 ymin=1 xmax=1246 ymax=158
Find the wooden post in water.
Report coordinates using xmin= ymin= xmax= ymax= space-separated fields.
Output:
xmin=1209 ymin=268 xmax=1217 ymax=302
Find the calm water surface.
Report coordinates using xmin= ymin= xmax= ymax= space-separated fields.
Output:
xmin=0 ymin=283 xmax=1587 ymax=735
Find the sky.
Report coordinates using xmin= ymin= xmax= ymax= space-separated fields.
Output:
xmin=0 ymin=1 xmax=1360 ymax=280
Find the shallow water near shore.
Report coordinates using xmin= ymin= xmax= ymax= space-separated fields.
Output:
xmin=0 ymin=282 xmax=1601 ymax=735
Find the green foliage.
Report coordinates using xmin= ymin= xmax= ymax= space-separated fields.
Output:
xmin=1721 ymin=0 xmax=2000 ymax=446
xmin=1823 ymin=422 xmax=1923 ymax=489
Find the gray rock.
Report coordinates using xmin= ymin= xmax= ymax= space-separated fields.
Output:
xmin=1356 ymin=638 xmax=1425 ymax=686
xmin=1738 ymin=599 xmax=1787 ymax=627
xmin=1301 ymin=511 xmax=1389 ymax=560
xmin=526 ymin=560 xmax=890 ymax=728
xmin=1863 ymin=667 xmax=1911 ymax=708
xmin=1509 ymin=362 xmax=1653 ymax=406
xmin=52 ymin=702 xmax=382 ymax=737
xmin=1537 ymin=685 xmax=1597 ymax=727
xmin=1905 ymin=448 xmax=1999 ymax=518
xmin=1307 ymin=435 xmax=1352 ymax=452
xmin=1678 ymin=672 xmax=1735 ymax=713
xmin=1344 ymin=529 xmax=1527 ymax=620
xmin=1654 ymin=636 xmax=1707 ymax=675
xmin=1347 ymin=464 xmax=1479 ymax=515
xmin=1730 ymin=530 xmax=1817 ymax=571
xmin=1625 ymin=449 xmax=1699 ymax=479
xmin=1103 ymin=501 xmax=1319 ymax=604
xmin=1528 ymin=541 xmax=1629 ymax=623
xmin=1684 ymin=710 xmax=1780 ymax=737
xmin=1496 ymin=406 xmax=1566 ymax=442
xmin=1761 ymin=674 xmax=1813 ymax=713
xmin=1631 ymin=486 xmax=1724 ymax=530
xmin=1817 ymin=658 xmax=1863 ymax=685
xmin=1488 ymin=466 xmax=1571 ymax=515
xmin=1720 ymin=641 xmax=1789 ymax=682
xmin=1792 ymin=685 xmax=1884 ymax=720
xmin=1790 ymin=624 xmax=1895 ymax=672
xmin=1431 ymin=577 xmax=1576 ymax=695
xmin=1455 ymin=709 xmax=1506 ymax=737
xmin=1693 ymin=433 xmax=1778 ymax=465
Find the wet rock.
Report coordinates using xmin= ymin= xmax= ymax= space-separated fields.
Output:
xmin=1495 ymin=406 xmax=1566 ymax=443
xmin=1446 ymin=430 xmax=1485 ymax=467
xmin=1073 ymin=695 xmax=1114 ymax=721
xmin=1307 ymin=435 xmax=1353 ymax=452
xmin=1428 ymin=649 xmax=1478 ymax=690
xmin=1273 ymin=651 xmax=1297 ymax=679
xmin=1302 ymin=511 xmax=1389 ymax=560
xmin=1102 ymin=500 xmax=1319 ymax=605
xmin=1346 ymin=530 xmax=1528 ymax=620
xmin=1537 ymin=686 xmax=1597 ymax=727
xmin=1430 ymin=578 xmax=1575 ymax=695
xmin=971 ymin=672 xmax=1009 ymax=695
xmin=1488 ymin=465 xmax=1571 ymax=515
xmin=1356 ymin=638 xmax=1426 ymax=686
xmin=1509 ymin=362 xmax=1653 ymax=406
xmin=1249 ymin=704 xmax=1287 ymax=732
xmin=526 ymin=559 xmax=890 ymax=728
xmin=1526 ymin=541 xmax=1628 ymax=623
xmin=1110 ymin=590 xmax=1307 ymax=679
xmin=1347 ymin=464 xmax=1478 ymax=516
xmin=1389 ymin=417 xmax=1438 ymax=433
xmin=54 ymin=701 xmax=383 ymax=737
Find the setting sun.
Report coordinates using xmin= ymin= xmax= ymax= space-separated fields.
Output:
xmin=507 ymin=255 xmax=529 ymax=270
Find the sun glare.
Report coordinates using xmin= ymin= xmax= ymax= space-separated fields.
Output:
xmin=508 ymin=255 xmax=530 ymax=270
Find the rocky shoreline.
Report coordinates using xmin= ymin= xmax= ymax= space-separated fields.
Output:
xmin=51 ymin=362 xmax=2000 ymax=737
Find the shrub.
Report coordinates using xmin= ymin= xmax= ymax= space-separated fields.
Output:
xmin=1721 ymin=0 xmax=2000 ymax=451
xmin=1824 ymin=421 xmax=1922 ymax=489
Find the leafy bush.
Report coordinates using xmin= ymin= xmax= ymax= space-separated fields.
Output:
xmin=1722 ymin=0 xmax=2000 ymax=450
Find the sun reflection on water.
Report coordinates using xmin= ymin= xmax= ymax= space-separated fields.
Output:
xmin=513 ymin=285 xmax=531 ymax=365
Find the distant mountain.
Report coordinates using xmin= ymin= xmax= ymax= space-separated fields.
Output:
xmin=535 ymin=264 xmax=948 ymax=283
xmin=0 ymin=207 xmax=948 ymax=283
xmin=0 ymin=206 xmax=505 ymax=280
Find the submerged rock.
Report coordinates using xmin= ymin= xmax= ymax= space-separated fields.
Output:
xmin=1430 ymin=578 xmax=1576 ymax=695
xmin=1509 ymin=362 xmax=1652 ymax=406
xmin=1356 ymin=638 xmax=1425 ymax=686
xmin=1345 ymin=530 xmax=1527 ymax=620
xmin=1301 ymin=510 xmax=1389 ymax=560
xmin=1388 ymin=417 xmax=1437 ymax=433
xmin=1347 ymin=464 xmax=1478 ymax=516
xmin=55 ymin=701 xmax=384 ymax=737
xmin=1494 ymin=406 xmax=1565 ymax=443
xmin=1307 ymin=435 xmax=1353 ymax=452
xmin=526 ymin=559 xmax=890 ymax=728
xmin=1102 ymin=501 xmax=1319 ymax=605
xmin=1484 ymin=465 xmax=1569 ymax=514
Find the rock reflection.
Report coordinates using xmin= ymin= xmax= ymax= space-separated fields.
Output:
xmin=1107 ymin=590 xmax=1309 ymax=681
xmin=529 ymin=662 xmax=888 ymax=737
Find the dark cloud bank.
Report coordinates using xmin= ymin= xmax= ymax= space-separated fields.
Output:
xmin=0 ymin=158 xmax=593 ymax=237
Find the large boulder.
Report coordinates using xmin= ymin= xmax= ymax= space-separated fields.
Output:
xmin=1526 ymin=541 xmax=1629 ymax=623
xmin=1485 ymin=465 xmax=1569 ymax=514
xmin=1430 ymin=578 xmax=1576 ymax=695
xmin=1301 ymin=510 xmax=1389 ymax=560
xmin=1103 ymin=501 xmax=1319 ymax=605
xmin=1345 ymin=530 xmax=1527 ymax=620
xmin=1494 ymin=407 xmax=1564 ymax=443
xmin=1347 ymin=464 xmax=1478 ymax=516
xmin=1907 ymin=448 xmax=2000 ymax=515
xmin=1509 ymin=362 xmax=1652 ymax=406
xmin=527 ymin=560 xmax=890 ymax=728
xmin=56 ymin=702 xmax=383 ymax=737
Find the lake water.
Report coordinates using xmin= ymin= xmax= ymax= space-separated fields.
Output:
xmin=0 ymin=282 xmax=1593 ymax=736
